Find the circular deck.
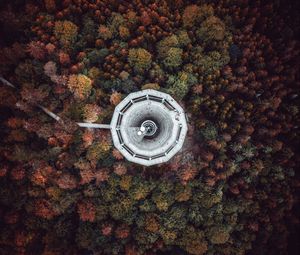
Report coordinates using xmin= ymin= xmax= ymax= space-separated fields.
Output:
xmin=110 ymin=89 xmax=188 ymax=166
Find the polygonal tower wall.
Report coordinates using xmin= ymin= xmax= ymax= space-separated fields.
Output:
xmin=110 ymin=89 xmax=188 ymax=166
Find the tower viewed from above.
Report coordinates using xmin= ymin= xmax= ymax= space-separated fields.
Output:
xmin=110 ymin=89 xmax=188 ymax=166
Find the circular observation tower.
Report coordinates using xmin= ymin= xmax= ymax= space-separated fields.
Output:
xmin=110 ymin=89 xmax=188 ymax=166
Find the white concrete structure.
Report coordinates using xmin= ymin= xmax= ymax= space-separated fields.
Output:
xmin=0 ymin=78 xmax=188 ymax=166
xmin=110 ymin=89 xmax=188 ymax=166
